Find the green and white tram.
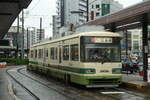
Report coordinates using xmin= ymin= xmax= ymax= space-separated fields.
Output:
xmin=28 ymin=31 xmax=122 ymax=87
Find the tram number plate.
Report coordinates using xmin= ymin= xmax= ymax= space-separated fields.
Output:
xmin=100 ymin=70 xmax=109 ymax=73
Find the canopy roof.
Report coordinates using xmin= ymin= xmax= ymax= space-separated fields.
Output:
xmin=85 ymin=0 xmax=150 ymax=31
xmin=0 ymin=0 xmax=32 ymax=39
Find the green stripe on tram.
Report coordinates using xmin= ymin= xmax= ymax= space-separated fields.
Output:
xmin=29 ymin=61 xmax=96 ymax=74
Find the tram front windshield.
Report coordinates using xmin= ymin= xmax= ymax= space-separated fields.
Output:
xmin=84 ymin=44 xmax=120 ymax=62
xmin=81 ymin=36 xmax=121 ymax=62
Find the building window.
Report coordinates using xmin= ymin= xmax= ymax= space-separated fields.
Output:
xmin=133 ymin=41 xmax=139 ymax=50
xmin=71 ymin=44 xmax=79 ymax=61
xmin=92 ymin=5 xmax=94 ymax=8
xmin=96 ymin=4 xmax=100 ymax=9
xmin=96 ymin=12 xmax=100 ymax=16
xmin=63 ymin=45 xmax=69 ymax=60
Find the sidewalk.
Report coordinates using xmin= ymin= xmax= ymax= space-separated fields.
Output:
xmin=0 ymin=68 xmax=13 ymax=100
xmin=122 ymin=73 xmax=150 ymax=92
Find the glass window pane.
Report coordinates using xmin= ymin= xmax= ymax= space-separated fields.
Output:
xmin=84 ymin=44 xmax=120 ymax=62
xmin=63 ymin=45 xmax=69 ymax=60
xmin=50 ymin=48 xmax=54 ymax=59
xmin=71 ymin=44 xmax=79 ymax=61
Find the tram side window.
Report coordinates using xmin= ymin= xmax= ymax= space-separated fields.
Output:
xmin=31 ymin=50 xmax=34 ymax=58
xmin=35 ymin=50 xmax=37 ymax=58
xmin=50 ymin=47 xmax=57 ymax=60
xmin=50 ymin=48 xmax=54 ymax=59
xmin=38 ymin=49 xmax=43 ymax=58
xmin=38 ymin=49 xmax=39 ymax=58
xmin=38 ymin=49 xmax=41 ymax=58
xmin=63 ymin=45 xmax=69 ymax=60
xmin=54 ymin=48 xmax=58 ymax=60
xmin=71 ymin=44 xmax=79 ymax=61
xmin=44 ymin=48 xmax=48 ymax=58
xmin=41 ymin=49 xmax=43 ymax=58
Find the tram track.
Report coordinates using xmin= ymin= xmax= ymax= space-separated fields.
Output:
xmin=18 ymin=68 xmax=123 ymax=100
xmin=8 ymin=67 xmax=93 ymax=100
xmin=18 ymin=67 xmax=119 ymax=100
xmin=12 ymin=66 xmax=150 ymax=100
xmin=6 ymin=68 xmax=40 ymax=100
xmin=17 ymin=67 xmax=78 ymax=100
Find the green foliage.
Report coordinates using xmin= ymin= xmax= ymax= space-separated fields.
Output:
xmin=0 ymin=58 xmax=29 ymax=65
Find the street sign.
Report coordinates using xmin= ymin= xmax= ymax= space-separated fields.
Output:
xmin=148 ymin=70 xmax=150 ymax=83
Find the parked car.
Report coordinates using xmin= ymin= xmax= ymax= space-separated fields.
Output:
xmin=122 ymin=58 xmax=138 ymax=73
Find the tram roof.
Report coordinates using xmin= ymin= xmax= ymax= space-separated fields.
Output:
xmin=32 ymin=31 xmax=120 ymax=48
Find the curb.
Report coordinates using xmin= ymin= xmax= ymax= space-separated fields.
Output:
xmin=121 ymin=82 xmax=150 ymax=93
xmin=7 ymin=78 xmax=21 ymax=100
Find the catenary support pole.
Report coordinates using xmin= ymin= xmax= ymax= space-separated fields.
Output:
xmin=142 ymin=13 xmax=148 ymax=81
xmin=40 ymin=17 xmax=42 ymax=41
xmin=16 ymin=16 xmax=19 ymax=58
xmin=110 ymin=23 xmax=116 ymax=32
xmin=21 ymin=9 xmax=24 ymax=59
xmin=125 ymin=29 xmax=128 ymax=58
xmin=87 ymin=0 xmax=89 ymax=22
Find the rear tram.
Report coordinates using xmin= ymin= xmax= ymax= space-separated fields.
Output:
xmin=28 ymin=31 xmax=122 ymax=87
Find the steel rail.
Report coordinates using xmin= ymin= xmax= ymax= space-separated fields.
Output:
xmin=6 ymin=68 xmax=40 ymax=100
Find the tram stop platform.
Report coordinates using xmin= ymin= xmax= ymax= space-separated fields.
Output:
xmin=0 ymin=67 xmax=13 ymax=100
xmin=122 ymin=73 xmax=150 ymax=93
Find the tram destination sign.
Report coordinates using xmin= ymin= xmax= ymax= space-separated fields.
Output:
xmin=91 ymin=37 xmax=112 ymax=43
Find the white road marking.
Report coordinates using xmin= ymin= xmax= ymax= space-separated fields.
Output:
xmin=101 ymin=91 xmax=125 ymax=94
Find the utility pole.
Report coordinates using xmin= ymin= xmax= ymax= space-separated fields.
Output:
xmin=21 ymin=9 xmax=24 ymax=59
xmin=27 ymin=28 xmax=29 ymax=58
xmin=87 ymin=0 xmax=89 ymax=22
xmin=40 ymin=17 xmax=42 ymax=41
xmin=16 ymin=16 xmax=19 ymax=58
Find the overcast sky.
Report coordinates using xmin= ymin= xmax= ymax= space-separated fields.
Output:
xmin=14 ymin=0 xmax=143 ymax=38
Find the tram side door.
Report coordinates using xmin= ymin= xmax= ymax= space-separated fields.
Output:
xmin=59 ymin=47 xmax=62 ymax=63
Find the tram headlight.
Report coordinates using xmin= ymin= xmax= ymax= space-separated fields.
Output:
xmin=85 ymin=69 xmax=96 ymax=74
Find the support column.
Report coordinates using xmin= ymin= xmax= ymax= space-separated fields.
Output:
xmin=142 ymin=13 xmax=148 ymax=81
xmin=110 ymin=23 xmax=116 ymax=32
xmin=124 ymin=29 xmax=128 ymax=58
